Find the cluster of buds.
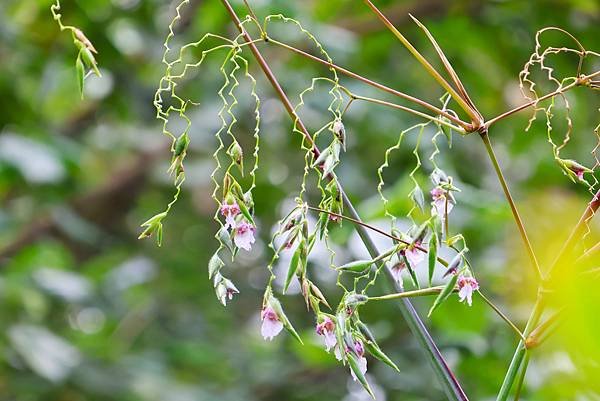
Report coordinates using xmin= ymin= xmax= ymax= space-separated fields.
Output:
xmin=71 ymin=28 xmax=100 ymax=97
xmin=168 ymin=132 xmax=190 ymax=184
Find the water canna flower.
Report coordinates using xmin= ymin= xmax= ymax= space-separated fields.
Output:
xmin=349 ymin=340 xmax=368 ymax=381
xmin=233 ymin=221 xmax=256 ymax=251
xmin=261 ymin=306 xmax=284 ymax=341
xmin=405 ymin=243 xmax=424 ymax=267
xmin=457 ymin=276 xmax=479 ymax=306
xmin=431 ymin=186 xmax=454 ymax=217
xmin=389 ymin=260 xmax=406 ymax=285
xmin=220 ymin=201 xmax=241 ymax=230
xmin=315 ymin=316 xmax=337 ymax=351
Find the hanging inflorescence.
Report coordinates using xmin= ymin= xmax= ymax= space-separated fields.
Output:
xmin=52 ymin=1 xmax=600 ymax=398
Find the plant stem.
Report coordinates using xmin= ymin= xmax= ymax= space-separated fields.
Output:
xmin=218 ymin=3 xmax=469 ymax=399
xmin=496 ymin=297 xmax=544 ymax=401
xmin=479 ymin=130 xmax=543 ymax=279
xmin=352 ymin=94 xmax=465 ymax=132
xmin=306 ymin=205 xmax=449 ymax=266
xmin=362 ymin=0 xmax=480 ymax=124
xmin=497 ymin=190 xmax=600 ymax=400
xmin=477 ymin=291 xmax=526 ymax=342
xmin=512 ymin=353 xmax=530 ymax=401
xmin=267 ymin=38 xmax=469 ymax=129
xmin=547 ymin=189 xmax=600 ymax=278
xmin=485 ymin=70 xmax=600 ymax=128
xmin=369 ymin=286 xmax=446 ymax=301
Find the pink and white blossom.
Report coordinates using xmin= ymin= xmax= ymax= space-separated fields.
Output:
xmin=390 ymin=261 xmax=405 ymax=285
xmin=234 ymin=221 xmax=256 ymax=251
xmin=261 ymin=306 xmax=283 ymax=340
xmin=405 ymin=244 xmax=424 ymax=267
xmin=457 ymin=276 xmax=479 ymax=306
xmin=349 ymin=340 xmax=368 ymax=381
xmin=431 ymin=187 xmax=454 ymax=217
xmin=220 ymin=202 xmax=241 ymax=229
xmin=315 ymin=316 xmax=337 ymax=351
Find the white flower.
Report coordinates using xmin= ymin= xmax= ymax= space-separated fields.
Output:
xmin=457 ymin=276 xmax=479 ymax=306
xmin=234 ymin=221 xmax=256 ymax=251
xmin=260 ymin=306 xmax=283 ymax=340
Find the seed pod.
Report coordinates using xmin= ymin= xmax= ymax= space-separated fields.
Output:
xmin=345 ymin=293 xmax=368 ymax=307
xmin=174 ymin=133 xmax=190 ymax=156
xmin=228 ymin=142 xmax=244 ymax=174
xmin=73 ymin=28 xmax=97 ymax=53
xmin=428 ymin=273 xmax=459 ymax=317
xmin=337 ymin=259 xmax=373 ymax=274
xmin=75 ymin=56 xmax=85 ymax=98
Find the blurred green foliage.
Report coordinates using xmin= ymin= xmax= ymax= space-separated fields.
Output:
xmin=0 ymin=0 xmax=599 ymax=400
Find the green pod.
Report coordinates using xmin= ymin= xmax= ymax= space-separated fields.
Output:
xmin=364 ymin=340 xmax=400 ymax=372
xmin=337 ymin=259 xmax=373 ymax=274
xmin=174 ymin=133 xmax=190 ymax=157
xmin=428 ymin=273 xmax=458 ymax=317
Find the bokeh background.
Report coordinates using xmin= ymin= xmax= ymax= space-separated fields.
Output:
xmin=1 ymin=0 xmax=599 ymax=400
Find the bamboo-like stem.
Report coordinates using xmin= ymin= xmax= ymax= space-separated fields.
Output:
xmin=496 ymin=297 xmax=544 ymax=401
xmin=525 ymin=308 xmax=564 ymax=349
xmin=362 ymin=0 xmax=481 ymax=124
xmin=306 ymin=205 xmax=449 ymax=266
xmin=352 ymin=94 xmax=465 ymax=132
xmin=479 ymin=130 xmax=543 ymax=279
xmin=369 ymin=286 xmax=446 ymax=301
xmin=478 ymin=291 xmax=526 ymax=342
xmin=512 ymin=353 xmax=530 ymax=401
xmin=267 ymin=38 xmax=469 ymax=129
xmin=497 ymin=191 xmax=600 ymax=400
xmin=485 ymin=70 xmax=600 ymax=128
xmin=219 ymin=2 xmax=469 ymax=399
xmin=548 ymin=189 xmax=600 ymax=278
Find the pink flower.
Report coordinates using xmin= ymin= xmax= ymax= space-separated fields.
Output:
xmin=220 ymin=202 xmax=241 ymax=229
xmin=349 ymin=340 xmax=367 ymax=381
xmin=390 ymin=261 xmax=405 ymax=284
xmin=405 ymin=244 xmax=424 ymax=267
xmin=431 ymin=187 xmax=454 ymax=217
xmin=316 ymin=317 xmax=337 ymax=351
xmin=261 ymin=306 xmax=283 ymax=340
xmin=234 ymin=221 xmax=256 ymax=251
xmin=457 ymin=276 xmax=479 ymax=306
